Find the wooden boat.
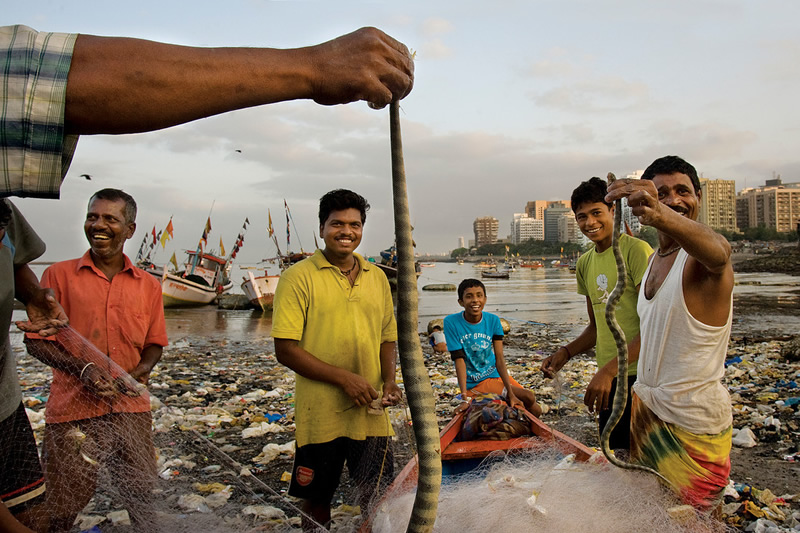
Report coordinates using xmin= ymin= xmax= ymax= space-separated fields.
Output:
xmin=241 ymin=202 xmax=314 ymax=311
xmin=240 ymin=270 xmax=280 ymax=311
xmin=376 ymin=245 xmax=421 ymax=281
xmin=519 ymin=260 xmax=543 ymax=268
xmin=481 ymin=269 xmax=509 ymax=279
xmin=161 ymin=250 xmax=233 ymax=307
xmin=240 ymin=252 xmax=311 ymax=311
xmin=360 ymin=409 xmax=594 ymax=531
xmin=500 ymin=262 xmax=516 ymax=272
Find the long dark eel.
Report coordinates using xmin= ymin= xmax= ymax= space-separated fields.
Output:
xmin=389 ymin=101 xmax=442 ymax=532
xmin=601 ymin=172 xmax=672 ymax=487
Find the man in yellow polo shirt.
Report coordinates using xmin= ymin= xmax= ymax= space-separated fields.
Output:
xmin=273 ymin=189 xmax=401 ymax=531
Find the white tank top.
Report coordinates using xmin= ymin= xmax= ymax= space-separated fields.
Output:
xmin=634 ymin=249 xmax=733 ymax=434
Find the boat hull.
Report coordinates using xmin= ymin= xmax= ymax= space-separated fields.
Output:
xmin=481 ymin=270 xmax=509 ymax=279
xmin=241 ymin=271 xmax=280 ymax=312
xmin=360 ymin=409 xmax=594 ymax=530
xmin=161 ymin=273 xmax=232 ymax=307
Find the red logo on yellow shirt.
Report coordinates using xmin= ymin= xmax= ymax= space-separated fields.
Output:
xmin=296 ymin=466 xmax=314 ymax=486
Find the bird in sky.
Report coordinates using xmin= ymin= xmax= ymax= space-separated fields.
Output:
xmin=80 ymin=174 xmax=92 ymax=180
xmin=234 ymin=149 xmax=242 ymax=153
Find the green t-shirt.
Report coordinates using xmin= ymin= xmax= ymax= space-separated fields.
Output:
xmin=272 ymin=250 xmax=398 ymax=447
xmin=575 ymin=233 xmax=653 ymax=375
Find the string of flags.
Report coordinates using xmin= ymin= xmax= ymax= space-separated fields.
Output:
xmin=227 ymin=217 xmax=249 ymax=260
xmin=135 ymin=217 xmax=174 ymax=264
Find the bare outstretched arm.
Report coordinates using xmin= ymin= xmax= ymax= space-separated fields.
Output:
xmin=65 ymin=27 xmax=415 ymax=135
xmin=606 ymin=179 xmax=731 ymax=274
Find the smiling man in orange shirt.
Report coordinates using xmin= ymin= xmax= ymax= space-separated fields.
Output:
xmin=26 ymin=188 xmax=167 ymax=531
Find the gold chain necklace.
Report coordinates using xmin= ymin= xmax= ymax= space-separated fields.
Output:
xmin=656 ymin=244 xmax=682 ymax=257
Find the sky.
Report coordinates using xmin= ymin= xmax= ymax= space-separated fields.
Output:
xmin=7 ymin=0 xmax=800 ymax=264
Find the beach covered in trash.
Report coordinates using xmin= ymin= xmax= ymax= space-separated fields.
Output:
xmin=12 ymin=287 xmax=800 ymax=532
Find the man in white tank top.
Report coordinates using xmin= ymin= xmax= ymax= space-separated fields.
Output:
xmin=605 ymin=155 xmax=734 ymax=514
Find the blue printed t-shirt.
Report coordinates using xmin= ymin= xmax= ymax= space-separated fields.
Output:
xmin=443 ymin=311 xmax=502 ymax=389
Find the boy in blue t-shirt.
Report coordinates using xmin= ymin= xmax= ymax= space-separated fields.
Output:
xmin=444 ymin=279 xmax=542 ymax=416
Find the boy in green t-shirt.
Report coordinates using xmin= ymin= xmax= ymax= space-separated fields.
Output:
xmin=541 ymin=177 xmax=653 ymax=451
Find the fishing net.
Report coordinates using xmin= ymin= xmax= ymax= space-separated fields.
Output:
xmin=12 ymin=326 xmax=415 ymax=532
xmin=11 ymin=326 xmax=733 ymax=533
xmin=371 ymin=447 xmax=730 ymax=533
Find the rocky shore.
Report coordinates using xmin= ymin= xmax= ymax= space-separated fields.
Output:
xmin=733 ymin=245 xmax=800 ymax=276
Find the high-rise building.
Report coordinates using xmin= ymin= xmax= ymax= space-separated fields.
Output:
xmin=458 ymin=236 xmax=465 ymax=249
xmin=543 ymin=205 xmax=572 ymax=242
xmin=620 ymin=172 xmax=644 ymax=235
xmin=557 ymin=213 xmax=581 ymax=243
xmin=510 ymin=213 xmax=544 ymax=244
xmin=525 ymin=200 xmax=570 ymax=219
xmin=737 ymin=178 xmax=800 ymax=232
xmin=473 ymin=216 xmax=499 ymax=247
xmin=699 ymin=178 xmax=738 ymax=232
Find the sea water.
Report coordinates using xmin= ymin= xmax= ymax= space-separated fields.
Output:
xmin=10 ymin=263 xmax=800 ymax=348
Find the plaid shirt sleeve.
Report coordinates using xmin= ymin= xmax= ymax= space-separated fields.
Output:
xmin=0 ymin=25 xmax=78 ymax=199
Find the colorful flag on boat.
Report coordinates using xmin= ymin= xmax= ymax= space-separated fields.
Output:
xmin=220 ymin=237 xmax=226 ymax=257
xmin=151 ymin=226 xmax=157 ymax=246
xmin=268 ymin=210 xmax=274 ymax=237
xmin=160 ymin=223 xmax=171 ymax=248
xmin=169 ymin=252 xmax=179 ymax=270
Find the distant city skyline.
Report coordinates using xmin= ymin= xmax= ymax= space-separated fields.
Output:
xmin=458 ymin=174 xmax=799 ymax=251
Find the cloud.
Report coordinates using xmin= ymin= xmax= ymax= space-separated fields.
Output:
xmin=533 ymin=78 xmax=652 ymax=114
xmin=415 ymin=17 xmax=454 ymax=60
xmin=637 ymin=120 xmax=759 ymax=161
xmin=420 ymin=17 xmax=453 ymax=37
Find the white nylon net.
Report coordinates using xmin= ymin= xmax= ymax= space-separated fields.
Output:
xmin=11 ymin=326 xmax=730 ymax=532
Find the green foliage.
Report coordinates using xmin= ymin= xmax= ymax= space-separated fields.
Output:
xmin=718 ymin=226 xmax=798 ymax=242
xmin=513 ymin=240 xmax=582 ymax=256
xmin=450 ymin=247 xmax=469 ymax=258
xmin=475 ymin=243 xmax=507 ymax=256
xmin=470 ymin=240 xmax=583 ymax=257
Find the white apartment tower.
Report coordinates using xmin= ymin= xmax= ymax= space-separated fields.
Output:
xmin=510 ymin=213 xmax=544 ymax=244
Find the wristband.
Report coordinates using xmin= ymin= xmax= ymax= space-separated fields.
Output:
xmin=560 ymin=345 xmax=572 ymax=359
xmin=79 ymin=362 xmax=95 ymax=379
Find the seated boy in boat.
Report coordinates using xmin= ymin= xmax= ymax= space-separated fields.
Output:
xmin=443 ymin=279 xmax=542 ymax=417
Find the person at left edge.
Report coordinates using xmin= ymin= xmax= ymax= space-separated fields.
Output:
xmin=273 ymin=189 xmax=401 ymax=531
xmin=25 ymin=189 xmax=167 ymax=531
xmin=0 ymin=200 xmax=69 ymax=533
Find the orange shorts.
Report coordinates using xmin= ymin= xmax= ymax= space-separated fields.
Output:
xmin=466 ymin=376 xmax=522 ymax=397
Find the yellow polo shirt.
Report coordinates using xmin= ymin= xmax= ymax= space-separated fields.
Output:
xmin=272 ymin=250 xmax=397 ymax=447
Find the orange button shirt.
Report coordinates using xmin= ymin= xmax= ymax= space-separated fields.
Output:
xmin=33 ymin=251 xmax=167 ymax=423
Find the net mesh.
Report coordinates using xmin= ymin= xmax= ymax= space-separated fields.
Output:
xmin=10 ymin=326 xmax=732 ymax=532
xmin=13 ymin=326 xmax=413 ymax=532
xmin=372 ymin=448 xmax=729 ymax=533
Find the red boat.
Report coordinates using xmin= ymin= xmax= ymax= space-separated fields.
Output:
xmin=359 ymin=409 xmax=594 ymax=530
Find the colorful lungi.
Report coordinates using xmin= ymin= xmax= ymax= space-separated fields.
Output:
xmin=630 ymin=393 xmax=732 ymax=512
